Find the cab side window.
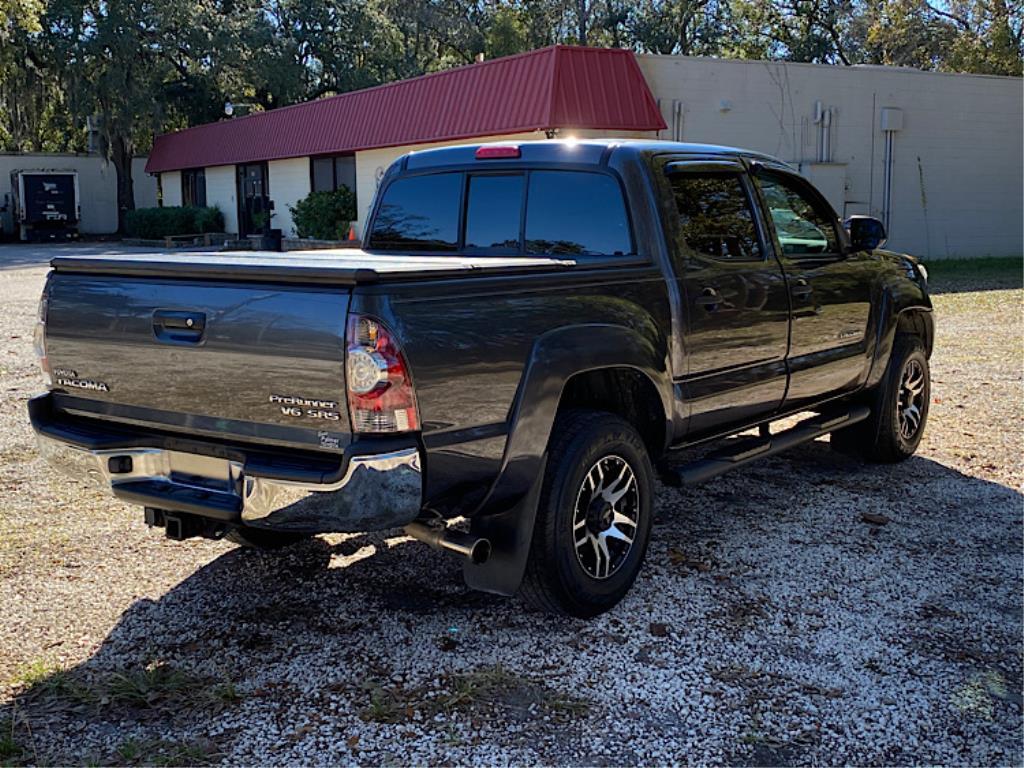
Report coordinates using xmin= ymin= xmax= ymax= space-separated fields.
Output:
xmin=525 ymin=171 xmax=632 ymax=257
xmin=756 ymin=173 xmax=840 ymax=257
xmin=368 ymin=173 xmax=462 ymax=252
xmin=669 ymin=173 xmax=762 ymax=262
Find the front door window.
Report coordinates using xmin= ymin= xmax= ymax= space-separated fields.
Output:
xmin=754 ymin=169 xmax=872 ymax=405
xmin=755 ymin=174 xmax=840 ymax=257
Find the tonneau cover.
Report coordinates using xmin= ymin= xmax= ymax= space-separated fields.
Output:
xmin=50 ymin=248 xmax=576 ymax=284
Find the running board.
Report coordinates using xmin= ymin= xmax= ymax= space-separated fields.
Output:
xmin=661 ymin=405 xmax=871 ymax=487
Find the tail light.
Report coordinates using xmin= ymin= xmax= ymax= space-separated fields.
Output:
xmin=33 ymin=290 xmax=51 ymax=388
xmin=345 ymin=314 xmax=419 ymax=433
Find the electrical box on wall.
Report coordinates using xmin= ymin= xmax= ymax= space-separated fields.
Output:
xmin=880 ymin=107 xmax=904 ymax=132
xmin=799 ymin=162 xmax=848 ymax=215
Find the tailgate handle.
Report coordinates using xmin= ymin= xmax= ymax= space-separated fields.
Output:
xmin=153 ymin=310 xmax=206 ymax=345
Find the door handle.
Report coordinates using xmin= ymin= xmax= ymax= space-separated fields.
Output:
xmin=153 ymin=310 xmax=206 ymax=345
xmin=791 ymin=279 xmax=813 ymax=300
xmin=694 ymin=287 xmax=721 ymax=312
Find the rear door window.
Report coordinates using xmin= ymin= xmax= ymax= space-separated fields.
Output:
xmin=525 ymin=171 xmax=632 ymax=256
xmin=464 ymin=174 xmax=524 ymax=253
xmin=669 ymin=173 xmax=763 ymax=262
xmin=369 ymin=173 xmax=461 ymax=252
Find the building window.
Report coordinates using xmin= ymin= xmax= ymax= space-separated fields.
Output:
xmin=311 ymin=155 xmax=356 ymax=203
xmin=182 ymin=169 xmax=206 ymax=207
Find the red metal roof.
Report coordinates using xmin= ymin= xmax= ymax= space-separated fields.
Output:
xmin=145 ymin=46 xmax=666 ymax=174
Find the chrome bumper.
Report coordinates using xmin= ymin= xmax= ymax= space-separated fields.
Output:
xmin=35 ymin=432 xmax=423 ymax=533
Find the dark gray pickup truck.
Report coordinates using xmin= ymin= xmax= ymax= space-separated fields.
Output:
xmin=29 ymin=140 xmax=933 ymax=616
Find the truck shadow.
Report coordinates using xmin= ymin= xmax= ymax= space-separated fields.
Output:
xmin=4 ymin=446 xmax=1022 ymax=764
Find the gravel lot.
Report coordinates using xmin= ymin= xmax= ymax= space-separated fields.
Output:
xmin=0 ymin=248 xmax=1021 ymax=765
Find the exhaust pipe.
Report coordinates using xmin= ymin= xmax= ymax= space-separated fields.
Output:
xmin=404 ymin=521 xmax=491 ymax=564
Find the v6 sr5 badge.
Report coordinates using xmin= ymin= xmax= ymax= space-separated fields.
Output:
xmin=269 ymin=393 xmax=341 ymax=421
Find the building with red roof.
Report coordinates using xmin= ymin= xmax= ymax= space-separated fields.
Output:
xmin=145 ymin=46 xmax=1022 ymax=258
xmin=149 ymin=45 xmax=666 ymax=238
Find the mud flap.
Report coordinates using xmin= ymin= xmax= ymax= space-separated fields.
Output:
xmin=462 ymin=457 xmax=546 ymax=596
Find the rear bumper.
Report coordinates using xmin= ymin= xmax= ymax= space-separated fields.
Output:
xmin=29 ymin=394 xmax=423 ymax=533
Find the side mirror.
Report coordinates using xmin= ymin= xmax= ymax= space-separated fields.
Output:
xmin=844 ymin=215 xmax=887 ymax=251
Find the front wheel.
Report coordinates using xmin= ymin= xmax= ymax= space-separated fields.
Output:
xmin=520 ymin=410 xmax=654 ymax=618
xmin=832 ymin=334 xmax=931 ymax=462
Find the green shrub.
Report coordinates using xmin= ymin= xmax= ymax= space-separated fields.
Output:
xmin=288 ymin=187 xmax=356 ymax=241
xmin=192 ymin=206 xmax=225 ymax=234
xmin=125 ymin=206 xmax=224 ymax=239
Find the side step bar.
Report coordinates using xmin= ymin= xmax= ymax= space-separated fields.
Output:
xmin=661 ymin=406 xmax=871 ymax=487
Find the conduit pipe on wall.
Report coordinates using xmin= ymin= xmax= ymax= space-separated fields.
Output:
xmin=814 ymin=100 xmax=834 ymax=163
xmin=880 ymin=107 xmax=904 ymax=232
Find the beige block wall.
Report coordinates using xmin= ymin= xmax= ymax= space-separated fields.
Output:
xmin=160 ymin=170 xmax=182 ymax=207
xmin=267 ymin=157 xmax=311 ymax=237
xmin=637 ymin=54 xmax=1024 ymax=258
xmin=0 ymin=152 xmax=158 ymax=234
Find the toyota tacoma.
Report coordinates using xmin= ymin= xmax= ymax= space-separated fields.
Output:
xmin=28 ymin=140 xmax=933 ymax=617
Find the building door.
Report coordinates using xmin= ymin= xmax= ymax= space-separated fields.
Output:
xmin=236 ymin=163 xmax=268 ymax=237
xmin=665 ymin=161 xmax=790 ymax=436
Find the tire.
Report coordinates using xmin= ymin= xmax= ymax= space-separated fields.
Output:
xmin=225 ymin=526 xmax=311 ymax=549
xmin=831 ymin=334 xmax=930 ymax=462
xmin=520 ymin=409 xmax=655 ymax=618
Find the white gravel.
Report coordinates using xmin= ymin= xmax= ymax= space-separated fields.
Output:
xmin=0 ymin=249 xmax=1021 ymax=765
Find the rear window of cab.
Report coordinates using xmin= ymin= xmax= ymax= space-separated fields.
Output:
xmin=367 ymin=169 xmax=634 ymax=257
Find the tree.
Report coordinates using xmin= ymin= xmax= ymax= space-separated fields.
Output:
xmin=1 ymin=0 xmax=42 ymax=41
xmin=724 ymin=0 xmax=862 ymax=64
xmin=627 ymin=0 xmax=729 ymax=55
xmin=45 ymin=0 xmax=199 ymax=231
xmin=2 ymin=0 xmax=1021 ymax=196
xmin=861 ymin=0 xmax=955 ymax=69
xmin=936 ymin=0 xmax=1023 ymax=75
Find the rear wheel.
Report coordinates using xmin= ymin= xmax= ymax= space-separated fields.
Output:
xmin=225 ymin=526 xmax=311 ymax=549
xmin=832 ymin=334 xmax=930 ymax=462
xmin=520 ymin=409 xmax=654 ymax=618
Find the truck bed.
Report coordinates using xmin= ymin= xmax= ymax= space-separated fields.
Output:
xmin=50 ymin=248 xmax=576 ymax=284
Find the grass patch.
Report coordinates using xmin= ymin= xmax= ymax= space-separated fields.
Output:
xmin=106 ymin=664 xmax=205 ymax=708
xmin=359 ymin=665 xmax=590 ymax=724
xmin=116 ymin=737 xmax=222 ymax=766
xmin=16 ymin=661 xmax=241 ymax=720
xmin=923 ymin=256 xmax=1022 ymax=291
xmin=0 ymin=718 xmax=23 ymax=763
xmin=105 ymin=663 xmax=240 ymax=714
xmin=9 ymin=659 xmax=61 ymax=690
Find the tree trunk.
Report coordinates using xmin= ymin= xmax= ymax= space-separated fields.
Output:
xmin=109 ymin=133 xmax=134 ymax=234
xmin=577 ymin=0 xmax=588 ymax=45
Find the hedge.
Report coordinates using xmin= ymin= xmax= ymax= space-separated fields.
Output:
xmin=125 ymin=206 xmax=225 ymax=239
xmin=288 ymin=188 xmax=356 ymax=241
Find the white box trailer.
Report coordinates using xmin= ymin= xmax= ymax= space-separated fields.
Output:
xmin=11 ymin=169 xmax=81 ymax=241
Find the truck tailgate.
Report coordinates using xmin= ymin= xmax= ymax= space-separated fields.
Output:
xmin=44 ymin=273 xmax=351 ymax=452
